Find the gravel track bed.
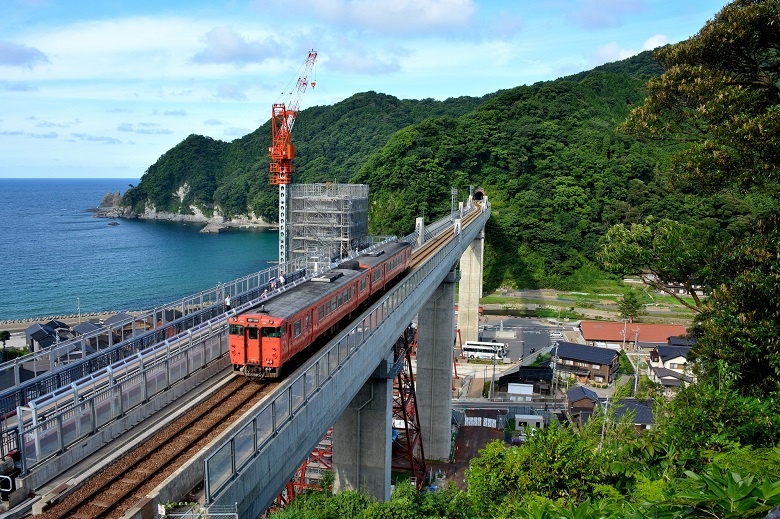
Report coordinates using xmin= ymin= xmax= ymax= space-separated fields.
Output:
xmin=40 ymin=377 xmax=275 ymax=518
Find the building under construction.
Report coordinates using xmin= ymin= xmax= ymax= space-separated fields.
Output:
xmin=288 ymin=183 xmax=369 ymax=265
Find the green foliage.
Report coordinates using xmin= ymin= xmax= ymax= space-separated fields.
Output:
xmin=650 ymin=461 xmax=780 ymax=518
xmin=598 ymin=216 xmax=709 ymax=312
xmin=691 ymin=216 xmax=780 ymax=397
xmin=655 ymin=378 xmax=780 ymax=473
xmin=617 ymin=290 xmax=645 ymax=321
xmin=618 ymin=350 xmax=635 ymax=375
xmin=465 ymin=423 xmax=620 ymax=512
xmin=124 ymin=93 xmax=485 ymax=223
xmin=620 ymin=0 xmax=780 ymax=197
xmin=610 ymin=0 xmax=780 ymax=400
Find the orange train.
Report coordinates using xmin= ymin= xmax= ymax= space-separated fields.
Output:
xmin=228 ymin=240 xmax=413 ymax=378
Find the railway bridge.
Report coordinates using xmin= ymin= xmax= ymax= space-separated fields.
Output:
xmin=1 ymin=197 xmax=489 ymax=517
xmin=205 ymin=198 xmax=488 ymax=516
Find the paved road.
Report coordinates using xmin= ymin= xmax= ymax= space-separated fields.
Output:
xmin=478 ymin=316 xmax=579 ymax=363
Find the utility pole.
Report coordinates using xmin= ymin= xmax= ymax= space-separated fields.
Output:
xmin=633 ymin=329 xmax=640 ymax=395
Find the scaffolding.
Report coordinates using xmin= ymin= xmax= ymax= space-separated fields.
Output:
xmin=289 ymin=183 xmax=368 ymax=265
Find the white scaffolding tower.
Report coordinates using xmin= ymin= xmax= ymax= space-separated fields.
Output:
xmin=289 ymin=183 xmax=369 ymax=266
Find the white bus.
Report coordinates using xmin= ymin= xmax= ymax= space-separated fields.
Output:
xmin=462 ymin=341 xmax=507 ymax=360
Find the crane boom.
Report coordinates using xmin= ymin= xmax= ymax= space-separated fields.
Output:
xmin=270 ymin=50 xmax=317 ymax=266
xmin=269 ymin=50 xmax=317 ymax=186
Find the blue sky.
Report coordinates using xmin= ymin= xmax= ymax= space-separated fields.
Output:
xmin=1 ymin=0 xmax=727 ymax=179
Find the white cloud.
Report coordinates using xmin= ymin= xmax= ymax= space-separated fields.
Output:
xmin=349 ymin=0 xmax=477 ymax=33
xmin=191 ymin=27 xmax=281 ymax=65
xmin=591 ymin=41 xmax=636 ymax=65
xmin=643 ymin=34 xmax=668 ymax=50
xmin=257 ymin=0 xmax=477 ymax=34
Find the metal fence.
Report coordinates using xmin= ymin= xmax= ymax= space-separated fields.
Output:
xmin=7 ymin=197 xmax=480 ymax=481
xmin=203 ymin=199 xmax=485 ymax=504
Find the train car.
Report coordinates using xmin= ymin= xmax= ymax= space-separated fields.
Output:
xmin=229 ymin=240 xmax=412 ymax=378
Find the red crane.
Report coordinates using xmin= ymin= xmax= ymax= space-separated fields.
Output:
xmin=269 ymin=50 xmax=317 ymax=186
xmin=269 ymin=49 xmax=317 ymax=265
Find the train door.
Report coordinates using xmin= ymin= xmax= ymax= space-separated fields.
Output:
xmin=229 ymin=323 xmax=246 ymax=365
xmin=261 ymin=326 xmax=283 ymax=368
xmin=245 ymin=326 xmax=261 ymax=364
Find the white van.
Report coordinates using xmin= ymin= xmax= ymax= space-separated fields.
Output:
xmin=549 ymin=331 xmax=564 ymax=339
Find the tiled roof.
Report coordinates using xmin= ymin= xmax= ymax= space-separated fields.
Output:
xmin=497 ymin=366 xmax=553 ymax=385
xmin=72 ymin=322 xmax=102 ymax=335
xmin=579 ymin=321 xmax=688 ymax=343
xmin=556 ymin=341 xmax=618 ymax=365
xmin=104 ymin=313 xmax=133 ymax=326
xmin=655 ymin=345 xmax=691 ymax=362
xmin=669 ymin=336 xmax=697 ymax=347
xmin=612 ymin=399 xmax=654 ymax=425
xmin=652 ymin=366 xmax=693 ymax=385
xmin=566 ymin=385 xmax=599 ymax=403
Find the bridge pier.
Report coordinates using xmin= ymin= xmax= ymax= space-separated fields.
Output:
xmin=416 ymin=269 xmax=457 ymax=461
xmin=332 ymin=354 xmax=393 ymax=502
xmin=457 ymin=228 xmax=484 ymax=343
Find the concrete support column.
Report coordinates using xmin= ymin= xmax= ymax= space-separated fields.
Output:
xmin=457 ymin=228 xmax=484 ymax=343
xmin=416 ymin=270 xmax=456 ymax=461
xmin=415 ymin=217 xmax=425 ymax=248
xmin=332 ymin=372 xmax=392 ymax=501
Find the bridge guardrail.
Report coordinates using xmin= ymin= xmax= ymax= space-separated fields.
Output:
xmin=204 ymin=201 xmax=489 ymax=505
xmin=8 ymin=201 xmax=485 ymax=479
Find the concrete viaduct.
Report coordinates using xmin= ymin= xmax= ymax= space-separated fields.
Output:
xmin=204 ymin=200 xmax=489 ymax=516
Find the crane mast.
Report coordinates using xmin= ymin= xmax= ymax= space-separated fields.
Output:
xmin=270 ymin=50 xmax=317 ymax=266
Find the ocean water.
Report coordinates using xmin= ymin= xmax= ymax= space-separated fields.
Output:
xmin=0 ymin=178 xmax=278 ymax=322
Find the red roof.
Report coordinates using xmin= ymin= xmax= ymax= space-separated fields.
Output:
xmin=579 ymin=321 xmax=687 ymax=344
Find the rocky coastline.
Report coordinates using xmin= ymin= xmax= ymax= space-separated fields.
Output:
xmin=91 ymin=191 xmax=275 ymax=233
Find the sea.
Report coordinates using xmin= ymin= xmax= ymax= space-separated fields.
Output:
xmin=0 ymin=178 xmax=278 ymax=322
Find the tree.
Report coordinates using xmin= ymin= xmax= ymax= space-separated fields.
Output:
xmin=690 ymin=216 xmax=780 ymax=397
xmin=0 ymin=330 xmax=9 ymax=362
xmin=620 ymin=0 xmax=780 ymax=197
xmin=597 ymin=217 xmax=707 ymax=312
xmin=614 ymin=0 xmax=780 ymax=395
xmin=617 ymin=291 xmax=645 ymax=321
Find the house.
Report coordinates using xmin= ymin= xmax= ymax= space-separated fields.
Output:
xmin=104 ymin=312 xmax=147 ymax=341
xmin=71 ymin=321 xmax=102 ymax=336
xmin=24 ymin=323 xmax=56 ymax=351
xmin=496 ymin=366 xmax=553 ymax=396
xmin=566 ymin=388 xmax=655 ymax=432
xmin=649 ymin=345 xmax=691 ymax=373
xmin=579 ymin=321 xmax=688 ymax=350
xmin=610 ymin=398 xmax=655 ymax=432
xmin=554 ymin=341 xmax=620 ymax=385
xmin=649 ymin=367 xmax=693 ymax=396
xmin=566 ymin=385 xmax=599 ymax=425
xmin=648 ymin=344 xmax=695 ymax=393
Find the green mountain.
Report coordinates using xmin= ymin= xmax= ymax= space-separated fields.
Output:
xmin=122 ymin=92 xmax=489 ymax=221
xmin=124 ymin=49 xmax=759 ymax=290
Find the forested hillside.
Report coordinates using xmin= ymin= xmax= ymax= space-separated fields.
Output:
xmin=122 ymin=92 xmax=488 ymax=221
xmin=124 ymin=49 xmax=763 ymax=292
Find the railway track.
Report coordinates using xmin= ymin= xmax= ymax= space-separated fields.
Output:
xmin=40 ymin=377 xmax=276 ymax=519
xmin=409 ymin=203 xmax=481 ymax=270
xmin=32 ymin=203 xmax=483 ymax=517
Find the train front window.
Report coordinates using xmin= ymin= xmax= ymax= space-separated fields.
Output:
xmin=248 ymin=327 xmax=259 ymax=340
xmin=262 ymin=327 xmax=282 ymax=338
xmin=229 ymin=324 xmax=244 ymax=335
